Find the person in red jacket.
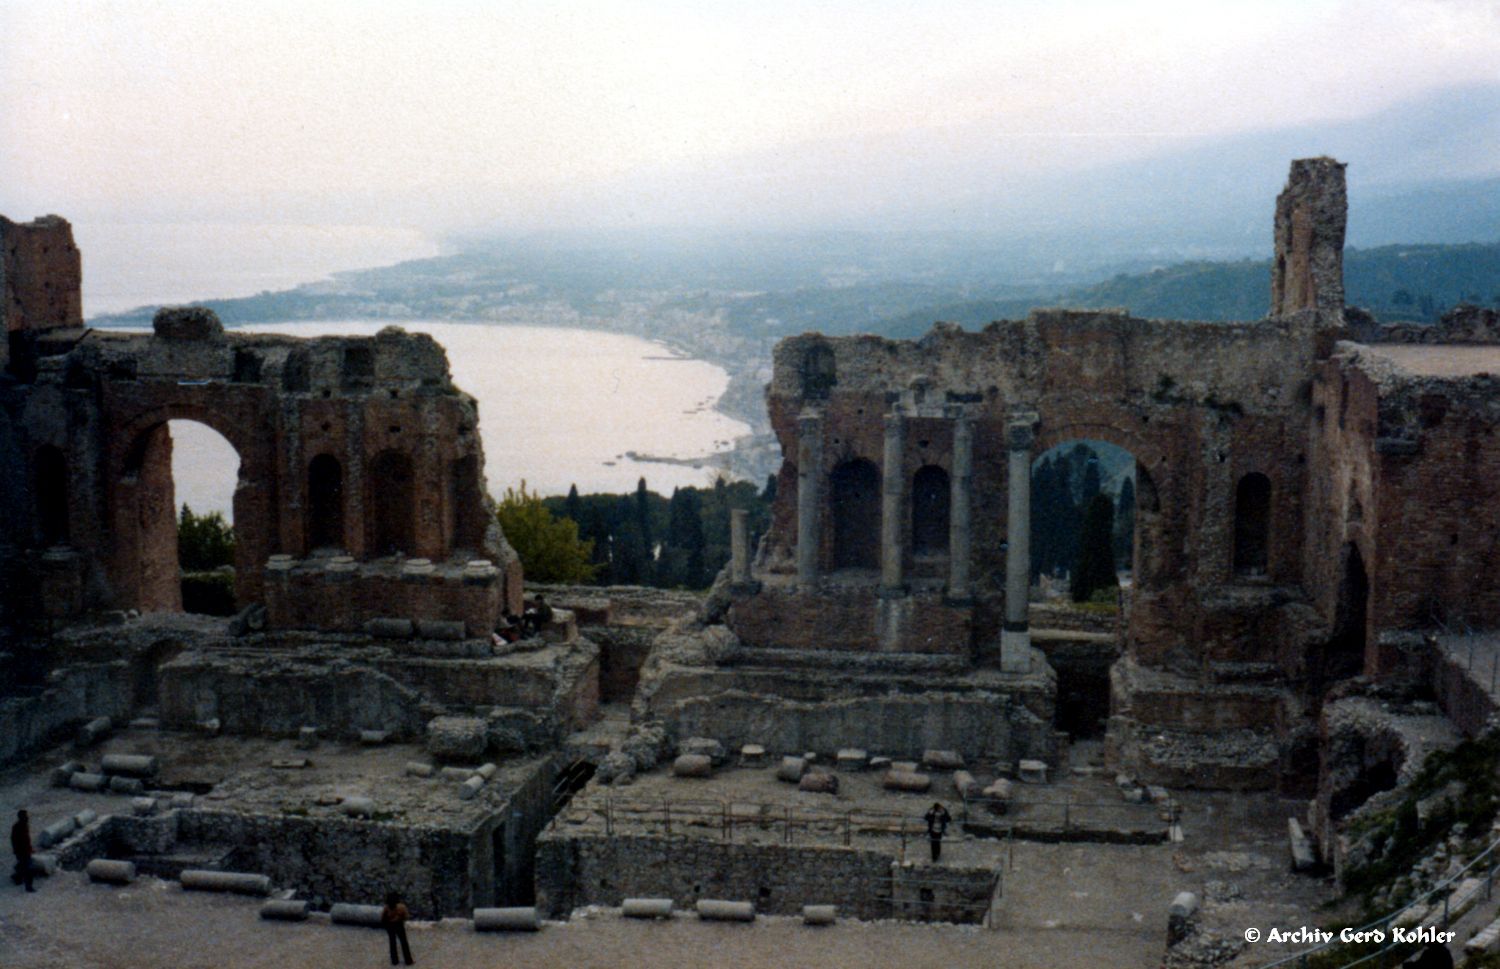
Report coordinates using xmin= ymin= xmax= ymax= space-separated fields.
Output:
xmin=381 ymin=891 xmax=414 ymax=966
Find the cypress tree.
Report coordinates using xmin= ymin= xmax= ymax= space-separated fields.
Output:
xmin=1071 ymin=493 xmax=1119 ymax=602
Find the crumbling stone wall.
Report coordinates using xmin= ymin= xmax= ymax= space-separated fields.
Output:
xmin=1 ymin=216 xmax=521 ymax=636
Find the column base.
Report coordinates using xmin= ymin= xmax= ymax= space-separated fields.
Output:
xmin=1000 ymin=628 xmax=1033 ymax=673
xmin=877 ymin=584 xmax=909 ymax=600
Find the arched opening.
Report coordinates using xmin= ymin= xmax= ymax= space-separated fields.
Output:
xmin=911 ymin=465 xmax=950 ymax=556
xmin=1233 ymin=473 xmax=1271 ymax=576
xmin=1030 ymin=439 xmax=1138 ymax=741
xmin=1321 ymin=542 xmax=1369 ymax=684
xmin=119 ymin=420 xmax=242 ymax=614
xmin=34 ymin=445 xmax=68 ymax=546
xmin=829 ymin=458 xmax=879 ymax=570
xmin=306 ymin=454 xmax=345 ymax=552
xmin=366 ymin=449 xmax=415 ymax=557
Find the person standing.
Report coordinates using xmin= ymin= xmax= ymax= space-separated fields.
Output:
xmin=924 ymin=802 xmax=952 ymax=863
xmin=381 ymin=891 xmax=414 ymax=966
xmin=11 ymin=809 xmax=35 ymax=892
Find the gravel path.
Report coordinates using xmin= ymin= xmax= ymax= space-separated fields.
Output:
xmin=0 ymin=869 xmax=1160 ymax=969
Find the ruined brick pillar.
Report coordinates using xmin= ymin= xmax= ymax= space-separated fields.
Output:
xmin=796 ymin=410 xmax=823 ymax=585
xmin=1271 ymin=157 xmax=1347 ymax=319
xmin=947 ymin=413 xmax=973 ymax=602
xmin=880 ymin=411 xmax=907 ymax=595
xmin=1002 ymin=419 xmax=1034 ymax=672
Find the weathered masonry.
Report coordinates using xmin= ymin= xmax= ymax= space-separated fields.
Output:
xmin=2 ymin=231 xmax=520 ymax=636
xmin=662 ymin=157 xmax=1500 ymax=791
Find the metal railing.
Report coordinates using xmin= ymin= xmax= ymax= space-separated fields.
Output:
xmin=1259 ymin=834 xmax=1500 ymax=968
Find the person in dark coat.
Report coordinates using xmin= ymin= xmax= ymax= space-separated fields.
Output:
xmin=10 ymin=809 xmax=35 ymax=892
xmin=381 ymin=891 xmax=414 ymax=966
xmin=924 ymin=802 xmax=952 ymax=863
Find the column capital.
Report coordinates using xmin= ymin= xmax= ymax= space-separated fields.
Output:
xmin=1005 ymin=421 xmax=1035 ymax=451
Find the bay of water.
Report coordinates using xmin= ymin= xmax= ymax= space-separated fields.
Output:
xmin=167 ymin=320 xmax=751 ymax=520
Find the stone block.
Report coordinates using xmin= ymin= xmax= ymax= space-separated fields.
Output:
xmin=261 ymin=900 xmax=310 ymax=921
xmin=459 ymin=776 xmax=486 ymax=800
xmin=296 ymin=727 xmax=319 ymax=750
xmin=51 ymin=761 xmax=85 ymax=787
xmin=341 ymin=797 xmax=376 ymax=818
xmin=38 ymin=818 xmax=76 ymax=849
xmin=682 ymin=737 xmax=726 ymax=765
xmin=1288 ymin=818 xmax=1317 ymax=873
xmin=799 ymin=771 xmax=839 ymax=794
xmin=952 ymin=770 xmax=982 ymax=800
xmin=739 ymin=744 xmax=766 ymax=765
xmin=73 ymin=809 xmax=98 ymax=829
xmin=696 ymin=899 xmax=755 ymax=922
xmin=131 ymin=797 xmax=157 ymax=816
xmin=802 ymin=904 xmax=837 ymax=926
xmin=359 ymin=730 xmax=390 ymax=746
xmin=473 ymin=907 xmax=540 ymax=931
xmin=196 ymin=718 xmax=221 ymax=737
xmin=868 ymin=756 xmax=893 ymax=773
xmin=1018 ymin=759 xmax=1049 ymax=784
xmin=836 ymin=749 xmax=869 ymax=771
xmin=405 ymin=762 xmax=435 ymax=778
xmin=883 ymin=770 xmax=932 ymax=793
xmin=76 ymin=716 xmax=112 ymax=748
xmin=672 ymin=754 xmax=714 ymax=778
xmin=923 ymin=749 xmax=964 ymax=771
xmin=108 ymin=776 xmax=145 ymax=794
xmin=69 ymin=772 xmax=107 ymax=792
xmin=891 ymin=761 xmax=919 ymax=774
xmin=182 ymin=870 xmax=272 ymax=896
xmin=101 ymin=754 xmax=159 ymax=778
xmin=1146 ymin=785 xmax=1170 ymax=804
xmin=128 ymin=717 xmax=161 ymax=730
xmin=330 ymin=903 xmax=385 ymax=927
xmin=440 ymin=766 xmax=476 ymax=782
xmin=981 ymin=779 xmax=1013 ymax=814
xmin=427 ymin=716 xmax=489 ymax=763
xmin=86 ymin=859 xmax=135 ymax=885
xmin=776 ymin=756 xmax=808 ymax=783
xmin=622 ymin=898 xmax=674 ymax=919
xmin=475 ymin=762 xmax=498 ymax=781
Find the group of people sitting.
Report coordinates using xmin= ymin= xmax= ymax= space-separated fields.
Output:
xmin=491 ymin=594 xmax=553 ymax=646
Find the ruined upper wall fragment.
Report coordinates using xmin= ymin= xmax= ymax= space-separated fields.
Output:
xmin=1271 ymin=157 xmax=1347 ymax=319
xmin=153 ymin=306 xmax=225 ymax=342
xmin=1 ymin=215 xmax=83 ymax=334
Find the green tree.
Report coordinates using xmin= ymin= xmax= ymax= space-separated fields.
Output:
xmin=496 ymin=483 xmax=597 ymax=583
xmin=1071 ymin=493 xmax=1119 ymax=603
xmin=178 ymin=504 xmax=236 ymax=572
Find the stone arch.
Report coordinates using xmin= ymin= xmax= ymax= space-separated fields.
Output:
xmin=33 ymin=444 xmax=68 ymax=545
xmin=108 ymin=402 xmax=267 ymax=613
xmin=366 ymin=449 xmax=415 ymax=557
xmin=1323 ymin=541 xmax=1369 ymax=683
xmin=1233 ymin=472 xmax=1272 ymax=576
xmin=911 ymin=464 xmax=950 ymax=556
xmin=306 ymin=453 xmax=345 ymax=552
xmin=829 ymin=458 xmax=879 ymax=570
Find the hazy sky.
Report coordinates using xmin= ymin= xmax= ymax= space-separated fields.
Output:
xmin=4 ymin=0 xmax=1500 ymax=235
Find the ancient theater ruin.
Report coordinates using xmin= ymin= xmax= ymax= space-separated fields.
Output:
xmin=5 ymin=159 xmax=1500 ymax=959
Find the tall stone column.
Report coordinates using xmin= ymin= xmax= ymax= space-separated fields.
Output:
xmin=880 ymin=412 xmax=906 ymax=595
xmin=947 ymin=414 xmax=973 ymax=602
xmin=1002 ymin=419 xmax=1034 ymax=672
xmin=796 ymin=411 xmax=823 ymax=585
xmin=729 ymin=508 xmax=752 ymax=585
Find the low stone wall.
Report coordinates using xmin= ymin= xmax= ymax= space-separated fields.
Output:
xmin=177 ymin=809 xmax=482 ymax=917
xmin=158 ymin=653 xmax=425 ymax=740
xmin=728 ymin=585 xmax=971 ymax=655
xmin=0 ymin=660 xmax=134 ymax=766
xmin=536 ymin=831 xmax=894 ymax=920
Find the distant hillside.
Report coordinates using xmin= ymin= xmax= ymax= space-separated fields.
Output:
xmin=875 ymin=241 xmax=1500 ymax=331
